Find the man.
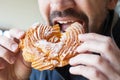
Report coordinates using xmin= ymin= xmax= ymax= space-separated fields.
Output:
xmin=0 ymin=0 xmax=120 ymax=80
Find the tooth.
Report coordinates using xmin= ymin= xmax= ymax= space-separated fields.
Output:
xmin=68 ymin=20 xmax=74 ymax=23
xmin=58 ymin=21 xmax=68 ymax=24
xmin=58 ymin=20 xmax=75 ymax=24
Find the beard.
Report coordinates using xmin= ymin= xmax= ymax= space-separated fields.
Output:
xmin=49 ymin=8 xmax=109 ymax=33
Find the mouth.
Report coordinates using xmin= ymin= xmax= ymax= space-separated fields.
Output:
xmin=53 ymin=17 xmax=87 ymax=32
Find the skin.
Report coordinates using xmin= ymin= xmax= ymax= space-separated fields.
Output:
xmin=39 ymin=0 xmax=120 ymax=80
xmin=0 ymin=29 xmax=31 ymax=80
xmin=38 ymin=0 xmax=113 ymax=33
xmin=0 ymin=0 xmax=120 ymax=80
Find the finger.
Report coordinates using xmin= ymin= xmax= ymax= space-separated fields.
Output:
xmin=69 ymin=65 xmax=108 ymax=80
xmin=77 ymin=33 xmax=117 ymax=57
xmin=76 ymin=36 xmax=120 ymax=71
xmin=18 ymin=51 xmax=31 ymax=69
xmin=76 ymin=39 xmax=114 ymax=61
xmin=78 ymin=33 xmax=118 ymax=55
xmin=9 ymin=28 xmax=25 ymax=39
xmin=3 ymin=30 xmax=10 ymax=38
xmin=0 ymin=35 xmax=19 ymax=53
xmin=0 ymin=46 xmax=16 ymax=64
xmin=69 ymin=54 xmax=119 ymax=79
xmin=30 ymin=22 xmax=40 ymax=29
xmin=0 ymin=58 xmax=6 ymax=69
xmin=76 ymin=39 xmax=104 ymax=54
xmin=78 ymin=33 xmax=109 ymax=42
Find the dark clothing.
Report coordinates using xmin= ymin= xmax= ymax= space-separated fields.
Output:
xmin=30 ymin=69 xmax=63 ymax=80
xmin=30 ymin=11 xmax=120 ymax=80
xmin=30 ymin=67 xmax=88 ymax=80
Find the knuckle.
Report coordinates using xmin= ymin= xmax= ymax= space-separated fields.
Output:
xmin=0 ymin=46 xmax=8 ymax=57
xmin=89 ymin=33 xmax=94 ymax=35
xmin=90 ymin=33 xmax=97 ymax=39
xmin=103 ymin=43 xmax=112 ymax=52
xmin=9 ymin=29 xmax=25 ymax=39
xmin=95 ymin=56 xmax=103 ymax=65
xmin=0 ymin=36 xmax=9 ymax=45
xmin=92 ymin=70 xmax=107 ymax=80
xmin=105 ymin=37 xmax=112 ymax=43
xmin=0 ymin=59 xmax=6 ymax=69
xmin=92 ymin=69 xmax=101 ymax=78
xmin=91 ymin=68 xmax=97 ymax=75
xmin=0 ymin=46 xmax=14 ymax=63
xmin=0 ymin=36 xmax=18 ymax=52
xmin=89 ymin=33 xmax=96 ymax=38
xmin=102 ymin=37 xmax=113 ymax=52
xmin=0 ymin=46 xmax=13 ymax=58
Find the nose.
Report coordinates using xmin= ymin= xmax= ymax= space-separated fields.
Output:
xmin=50 ymin=0 xmax=75 ymax=11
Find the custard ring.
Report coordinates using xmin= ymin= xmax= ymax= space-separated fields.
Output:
xmin=19 ymin=22 xmax=85 ymax=71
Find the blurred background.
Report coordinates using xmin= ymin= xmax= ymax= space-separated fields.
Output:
xmin=0 ymin=0 xmax=42 ymax=31
xmin=0 ymin=0 xmax=120 ymax=32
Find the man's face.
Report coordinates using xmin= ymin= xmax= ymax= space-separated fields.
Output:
xmin=38 ymin=0 xmax=117 ymax=33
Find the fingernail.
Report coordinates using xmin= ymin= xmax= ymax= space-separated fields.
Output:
xmin=78 ymin=34 xmax=83 ymax=37
xmin=11 ymin=43 xmax=18 ymax=52
xmin=10 ymin=57 xmax=16 ymax=64
xmin=31 ymin=22 xmax=40 ymax=28
xmin=75 ymin=47 xmax=79 ymax=52
xmin=69 ymin=58 xmax=74 ymax=64
xmin=18 ymin=31 xmax=25 ymax=39
xmin=78 ymin=34 xmax=85 ymax=39
xmin=75 ymin=46 xmax=82 ymax=53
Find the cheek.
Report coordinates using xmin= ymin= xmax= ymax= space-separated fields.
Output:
xmin=38 ymin=0 xmax=50 ymax=24
xmin=76 ymin=0 xmax=107 ymax=19
xmin=75 ymin=0 xmax=108 ymax=32
xmin=75 ymin=1 xmax=95 ymax=21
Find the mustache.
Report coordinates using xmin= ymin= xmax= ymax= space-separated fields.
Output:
xmin=49 ymin=8 xmax=89 ymax=26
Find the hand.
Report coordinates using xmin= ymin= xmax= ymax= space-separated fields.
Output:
xmin=0 ymin=29 xmax=31 ymax=80
xmin=69 ymin=33 xmax=120 ymax=80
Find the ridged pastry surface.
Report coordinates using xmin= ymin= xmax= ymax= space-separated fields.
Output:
xmin=19 ymin=22 xmax=85 ymax=71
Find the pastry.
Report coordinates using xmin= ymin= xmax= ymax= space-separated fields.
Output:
xmin=19 ymin=22 xmax=85 ymax=71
